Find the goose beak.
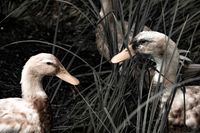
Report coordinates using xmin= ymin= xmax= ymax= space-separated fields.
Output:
xmin=111 ymin=45 xmax=135 ymax=63
xmin=56 ymin=68 xmax=80 ymax=85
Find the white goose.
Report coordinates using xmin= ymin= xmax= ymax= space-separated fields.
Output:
xmin=96 ymin=0 xmax=200 ymax=83
xmin=111 ymin=31 xmax=200 ymax=129
xmin=0 ymin=53 xmax=79 ymax=133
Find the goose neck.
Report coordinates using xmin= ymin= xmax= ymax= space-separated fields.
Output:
xmin=153 ymin=49 xmax=179 ymax=88
xmin=20 ymin=68 xmax=47 ymax=101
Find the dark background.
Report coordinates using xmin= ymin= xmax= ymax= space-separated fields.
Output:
xmin=0 ymin=0 xmax=200 ymax=132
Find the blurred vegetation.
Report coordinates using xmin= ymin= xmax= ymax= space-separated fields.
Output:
xmin=0 ymin=0 xmax=200 ymax=133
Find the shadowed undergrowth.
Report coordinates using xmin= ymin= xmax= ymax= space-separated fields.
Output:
xmin=0 ymin=0 xmax=200 ymax=133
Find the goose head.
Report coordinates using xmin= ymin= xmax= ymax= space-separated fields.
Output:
xmin=21 ymin=53 xmax=80 ymax=86
xmin=111 ymin=31 xmax=179 ymax=85
xmin=111 ymin=31 xmax=178 ymax=62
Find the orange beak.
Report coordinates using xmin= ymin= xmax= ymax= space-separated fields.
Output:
xmin=111 ymin=45 xmax=136 ymax=63
xmin=56 ymin=67 xmax=80 ymax=85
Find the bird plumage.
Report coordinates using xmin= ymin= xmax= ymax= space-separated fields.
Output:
xmin=0 ymin=53 xmax=79 ymax=133
xmin=96 ymin=0 xmax=200 ymax=85
xmin=111 ymin=31 xmax=200 ymax=129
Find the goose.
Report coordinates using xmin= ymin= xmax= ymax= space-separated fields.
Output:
xmin=96 ymin=0 xmax=200 ymax=83
xmin=111 ymin=31 xmax=200 ymax=129
xmin=0 ymin=53 xmax=80 ymax=133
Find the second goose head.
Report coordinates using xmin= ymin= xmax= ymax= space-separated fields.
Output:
xmin=111 ymin=31 xmax=180 ymax=85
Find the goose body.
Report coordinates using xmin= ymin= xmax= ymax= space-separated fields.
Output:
xmin=0 ymin=53 xmax=79 ymax=133
xmin=111 ymin=31 xmax=200 ymax=129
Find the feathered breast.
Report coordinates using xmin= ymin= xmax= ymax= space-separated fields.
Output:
xmin=0 ymin=97 xmax=51 ymax=133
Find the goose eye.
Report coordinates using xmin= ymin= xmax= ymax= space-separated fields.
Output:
xmin=139 ymin=39 xmax=148 ymax=44
xmin=46 ymin=62 xmax=53 ymax=65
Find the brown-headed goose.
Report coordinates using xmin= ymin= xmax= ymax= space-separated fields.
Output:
xmin=111 ymin=31 xmax=200 ymax=129
xmin=0 ymin=53 xmax=80 ymax=133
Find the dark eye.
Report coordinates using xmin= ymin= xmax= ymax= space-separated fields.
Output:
xmin=46 ymin=62 xmax=53 ymax=65
xmin=139 ymin=39 xmax=148 ymax=44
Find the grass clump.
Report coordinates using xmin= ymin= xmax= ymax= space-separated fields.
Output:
xmin=0 ymin=0 xmax=200 ymax=133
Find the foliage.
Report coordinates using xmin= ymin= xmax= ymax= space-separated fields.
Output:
xmin=0 ymin=0 xmax=200 ymax=133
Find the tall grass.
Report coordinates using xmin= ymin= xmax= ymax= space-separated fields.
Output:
xmin=0 ymin=0 xmax=200 ymax=133
xmin=63 ymin=0 xmax=200 ymax=133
